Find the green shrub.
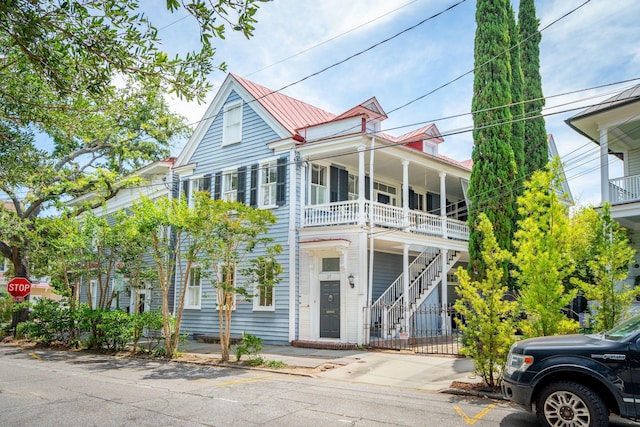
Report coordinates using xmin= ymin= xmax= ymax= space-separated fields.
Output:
xmin=98 ymin=310 xmax=134 ymax=352
xmin=27 ymin=298 xmax=79 ymax=346
xmin=0 ymin=291 xmax=13 ymax=323
xmin=234 ymin=333 xmax=264 ymax=363
xmin=263 ymin=360 xmax=286 ymax=369
xmin=132 ymin=311 xmax=164 ymax=353
xmin=15 ymin=321 xmax=32 ymax=339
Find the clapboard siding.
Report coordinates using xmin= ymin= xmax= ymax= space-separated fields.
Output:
xmin=371 ymin=252 xmax=404 ymax=302
xmin=178 ymin=89 xmax=292 ymax=344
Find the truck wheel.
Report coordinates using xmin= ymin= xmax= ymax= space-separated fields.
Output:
xmin=536 ymin=381 xmax=608 ymax=427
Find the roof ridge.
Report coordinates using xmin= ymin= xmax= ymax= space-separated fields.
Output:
xmin=230 ymin=73 xmax=336 ymax=135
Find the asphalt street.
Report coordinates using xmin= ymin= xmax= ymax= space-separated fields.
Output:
xmin=1 ymin=344 xmax=638 ymax=426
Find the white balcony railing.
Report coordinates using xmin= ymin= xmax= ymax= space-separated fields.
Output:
xmin=609 ymin=175 xmax=640 ymax=204
xmin=303 ymin=201 xmax=469 ymax=241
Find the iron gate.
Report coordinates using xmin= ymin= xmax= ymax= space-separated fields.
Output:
xmin=365 ymin=304 xmax=463 ymax=355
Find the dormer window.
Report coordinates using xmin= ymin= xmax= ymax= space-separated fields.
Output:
xmin=423 ymin=141 xmax=437 ymax=155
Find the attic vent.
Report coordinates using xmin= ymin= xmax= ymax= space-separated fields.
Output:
xmin=426 ymin=128 xmax=436 ymax=137
xmin=364 ymin=102 xmax=381 ymax=114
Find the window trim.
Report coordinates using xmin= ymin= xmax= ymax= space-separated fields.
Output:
xmin=216 ymin=263 xmax=237 ymax=311
xmin=310 ymin=163 xmax=328 ymax=205
xmin=89 ymin=279 xmax=98 ymax=308
xmin=189 ymin=175 xmax=206 ymax=208
xmin=259 ymin=158 xmax=278 ymax=209
xmin=252 ymin=267 xmax=276 ymax=312
xmin=222 ymin=100 xmax=243 ymax=146
xmin=185 ymin=267 xmax=202 ymax=309
xmin=222 ymin=168 xmax=239 ymax=202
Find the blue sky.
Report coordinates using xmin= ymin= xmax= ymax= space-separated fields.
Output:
xmin=149 ymin=0 xmax=640 ymax=207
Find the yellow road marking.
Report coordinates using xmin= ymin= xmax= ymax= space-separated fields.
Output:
xmin=454 ymin=404 xmax=496 ymax=425
xmin=216 ymin=374 xmax=274 ymax=386
xmin=26 ymin=352 xmax=41 ymax=360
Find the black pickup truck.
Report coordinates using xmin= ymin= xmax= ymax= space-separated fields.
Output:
xmin=502 ymin=314 xmax=640 ymax=427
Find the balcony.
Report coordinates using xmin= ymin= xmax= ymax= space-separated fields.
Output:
xmin=609 ymin=175 xmax=640 ymax=204
xmin=303 ymin=200 xmax=469 ymax=241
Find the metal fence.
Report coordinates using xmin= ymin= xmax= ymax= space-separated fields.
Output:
xmin=365 ymin=304 xmax=463 ymax=356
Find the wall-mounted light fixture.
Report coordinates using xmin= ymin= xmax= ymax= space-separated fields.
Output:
xmin=348 ymin=273 xmax=355 ymax=288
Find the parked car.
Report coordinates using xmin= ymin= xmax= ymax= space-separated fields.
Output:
xmin=502 ymin=314 xmax=640 ymax=427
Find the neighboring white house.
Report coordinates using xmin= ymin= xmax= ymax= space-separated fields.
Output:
xmin=566 ymin=84 xmax=640 ymax=285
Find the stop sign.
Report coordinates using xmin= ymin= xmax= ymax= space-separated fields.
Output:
xmin=7 ymin=277 xmax=32 ymax=299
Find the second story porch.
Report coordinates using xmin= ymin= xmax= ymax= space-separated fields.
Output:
xmin=295 ymin=131 xmax=471 ymax=243
xmin=303 ymin=199 xmax=469 ymax=241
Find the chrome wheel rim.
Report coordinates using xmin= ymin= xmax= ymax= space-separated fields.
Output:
xmin=543 ymin=390 xmax=591 ymax=427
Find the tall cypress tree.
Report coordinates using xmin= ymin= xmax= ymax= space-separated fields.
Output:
xmin=508 ymin=3 xmax=525 ymax=195
xmin=468 ymin=0 xmax=516 ymax=281
xmin=519 ymin=0 xmax=548 ymax=178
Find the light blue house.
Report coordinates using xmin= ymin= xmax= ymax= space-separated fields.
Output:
xmin=171 ymin=74 xmax=472 ymax=346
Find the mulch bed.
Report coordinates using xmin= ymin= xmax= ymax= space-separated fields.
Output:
xmin=450 ymin=380 xmax=501 ymax=394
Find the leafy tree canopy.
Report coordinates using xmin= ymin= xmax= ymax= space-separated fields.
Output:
xmin=0 ymin=0 xmax=267 ymax=277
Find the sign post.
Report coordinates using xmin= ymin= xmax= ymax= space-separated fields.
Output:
xmin=8 ymin=277 xmax=32 ymax=337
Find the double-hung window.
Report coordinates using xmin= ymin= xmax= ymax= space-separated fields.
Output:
xmin=186 ymin=268 xmax=201 ymax=309
xmin=222 ymin=170 xmax=238 ymax=201
xmin=260 ymin=161 xmax=278 ymax=207
xmin=223 ymin=100 xmax=242 ymax=146
xmin=216 ymin=264 xmax=237 ymax=311
xmin=89 ymin=279 xmax=98 ymax=308
xmin=310 ymin=164 xmax=327 ymax=205
xmin=253 ymin=264 xmax=277 ymax=312
xmin=348 ymin=174 xmax=359 ymax=200
xmin=190 ymin=176 xmax=206 ymax=208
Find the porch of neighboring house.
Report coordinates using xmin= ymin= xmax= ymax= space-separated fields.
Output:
xmin=609 ymin=174 xmax=640 ymax=205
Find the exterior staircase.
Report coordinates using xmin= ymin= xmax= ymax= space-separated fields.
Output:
xmin=369 ymin=248 xmax=460 ymax=339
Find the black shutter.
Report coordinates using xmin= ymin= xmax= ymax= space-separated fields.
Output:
xmin=276 ymin=156 xmax=286 ymax=205
xmin=181 ymin=179 xmax=189 ymax=201
xmin=330 ymin=166 xmax=339 ymax=202
xmin=203 ymin=174 xmax=212 ymax=196
xmin=213 ymin=172 xmax=222 ymax=200
xmin=409 ymin=187 xmax=416 ymax=209
xmin=364 ymin=175 xmax=370 ymax=200
xmin=171 ymin=175 xmax=180 ymax=199
xmin=237 ymin=166 xmax=247 ymax=204
xmin=338 ymin=168 xmax=348 ymax=201
xmin=249 ymin=164 xmax=258 ymax=207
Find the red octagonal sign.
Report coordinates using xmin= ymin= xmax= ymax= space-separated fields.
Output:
xmin=7 ymin=277 xmax=32 ymax=299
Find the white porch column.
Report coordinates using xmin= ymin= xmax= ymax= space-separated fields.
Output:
xmin=288 ymin=148 xmax=298 ymax=342
xmin=369 ymin=137 xmax=375 ymax=226
xmin=358 ymin=145 xmax=366 ymax=225
xmin=402 ymin=160 xmax=410 ymax=229
xmin=600 ymin=128 xmax=610 ymax=204
xmin=403 ymin=244 xmax=410 ymax=333
xmin=439 ymin=171 xmax=447 ymax=239
xmin=440 ymin=248 xmax=450 ymax=335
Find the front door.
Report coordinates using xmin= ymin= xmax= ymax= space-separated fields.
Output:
xmin=320 ymin=281 xmax=340 ymax=338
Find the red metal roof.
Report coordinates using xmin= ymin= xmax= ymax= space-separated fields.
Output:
xmin=231 ymin=73 xmax=336 ymax=136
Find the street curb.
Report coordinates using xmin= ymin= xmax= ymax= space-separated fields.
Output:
xmin=170 ymin=356 xmax=318 ymax=378
xmin=440 ymin=387 xmax=506 ymax=400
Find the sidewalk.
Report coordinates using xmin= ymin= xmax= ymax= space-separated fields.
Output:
xmin=181 ymin=340 xmax=478 ymax=392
